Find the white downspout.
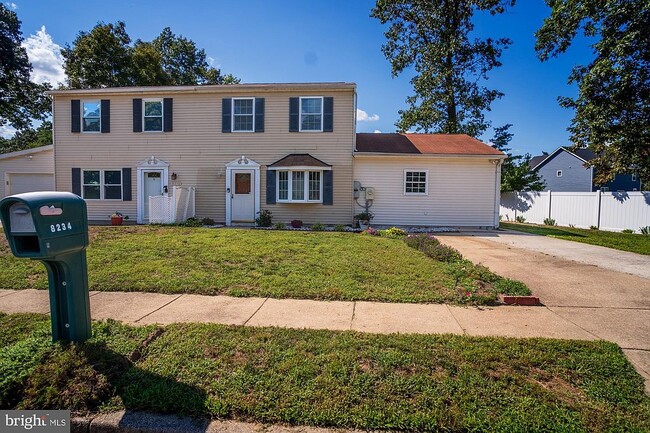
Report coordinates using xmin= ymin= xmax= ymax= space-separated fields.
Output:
xmin=493 ymin=159 xmax=502 ymax=229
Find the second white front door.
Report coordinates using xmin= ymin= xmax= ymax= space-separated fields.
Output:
xmin=143 ymin=171 xmax=163 ymax=221
xmin=231 ymin=169 xmax=255 ymax=222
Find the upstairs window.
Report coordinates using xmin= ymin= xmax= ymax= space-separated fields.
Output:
xmin=404 ymin=170 xmax=428 ymax=195
xmin=300 ymin=97 xmax=323 ymax=131
xmin=232 ymin=98 xmax=254 ymax=132
xmin=144 ymin=99 xmax=163 ymax=132
xmin=82 ymin=101 xmax=101 ymax=132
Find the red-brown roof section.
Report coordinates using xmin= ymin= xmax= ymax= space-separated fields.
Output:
xmin=356 ymin=133 xmax=504 ymax=156
xmin=268 ymin=153 xmax=331 ymax=168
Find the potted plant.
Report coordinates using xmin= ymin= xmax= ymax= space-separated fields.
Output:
xmin=354 ymin=212 xmax=373 ymax=230
xmin=110 ymin=212 xmax=124 ymax=226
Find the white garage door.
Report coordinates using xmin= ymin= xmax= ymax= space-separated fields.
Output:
xmin=8 ymin=173 xmax=55 ymax=195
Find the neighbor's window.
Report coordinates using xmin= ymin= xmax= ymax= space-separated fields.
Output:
xmin=232 ymin=98 xmax=254 ymax=132
xmin=556 ymin=170 xmax=563 ymax=177
xmin=82 ymin=169 xmax=122 ymax=200
xmin=404 ymin=171 xmax=427 ymax=195
xmin=300 ymin=97 xmax=323 ymax=131
xmin=143 ymin=99 xmax=163 ymax=132
xmin=277 ymin=170 xmax=322 ymax=203
xmin=82 ymin=101 xmax=101 ymax=132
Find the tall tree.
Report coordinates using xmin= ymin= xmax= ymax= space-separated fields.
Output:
xmin=371 ymin=0 xmax=514 ymax=137
xmin=62 ymin=21 xmax=134 ymax=88
xmin=491 ymin=124 xmax=545 ymax=191
xmin=0 ymin=4 xmax=50 ymax=131
xmin=63 ymin=22 xmax=239 ymax=88
xmin=0 ymin=121 xmax=52 ymax=154
xmin=536 ymin=0 xmax=650 ymax=184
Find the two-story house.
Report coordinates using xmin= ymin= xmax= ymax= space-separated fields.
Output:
xmin=530 ymin=147 xmax=641 ymax=192
xmin=47 ymin=82 xmax=506 ymax=228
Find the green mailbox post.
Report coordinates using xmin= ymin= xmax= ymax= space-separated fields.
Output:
xmin=0 ymin=191 xmax=91 ymax=343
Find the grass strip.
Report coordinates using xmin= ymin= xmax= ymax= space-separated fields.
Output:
xmin=1 ymin=313 xmax=648 ymax=432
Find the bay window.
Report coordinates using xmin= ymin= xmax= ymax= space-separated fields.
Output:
xmin=277 ymin=170 xmax=322 ymax=203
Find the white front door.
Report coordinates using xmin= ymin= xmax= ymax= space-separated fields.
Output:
xmin=231 ymin=169 xmax=255 ymax=222
xmin=143 ymin=171 xmax=163 ymax=221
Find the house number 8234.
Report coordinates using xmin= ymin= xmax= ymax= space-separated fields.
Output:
xmin=50 ymin=223 xmax=72 ymax=233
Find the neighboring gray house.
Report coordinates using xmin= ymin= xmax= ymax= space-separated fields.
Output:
xmin=530 ymin=147 xmax=641 ymax=192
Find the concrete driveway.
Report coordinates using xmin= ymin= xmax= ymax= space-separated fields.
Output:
xmin=438 ymin=230 xmax=650 ymax=391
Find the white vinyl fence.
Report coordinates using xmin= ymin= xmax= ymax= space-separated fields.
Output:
xmin=500 ymin=191 xmax=650 ymax=233
xmin=149 ymin=186 xmax=196 ymax=224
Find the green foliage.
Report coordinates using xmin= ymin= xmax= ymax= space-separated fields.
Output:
xmin=273 ymin=222 xmax=285 ymax=230
xmin=0 ymin=5 xmax=51 ymax=134
xmin=515 ymin=215 xmax=526 ymax=223
xmin=255 ymin=210 xmax=273 ymax=227
xmin=404 ymin=234 xmax=463 ymax=263
xmin=543 ymin=218 xmax=556 ymax=226
xmin=493 ymin=278 xmax=530 ymax=296
xmin=491 ymin=124 xmax=546 ymax=192
xmin=0 ymin=121 xmax=52 ymax=154
xmin=354 ymin=212 xmax=373 ymax=222
xmin=311 ymin=222 xmax=325 ymax=231
xmin=622 ymin=229 xmax=634 ymax=234
xmin=333 ymin=224 xmax=346 ymax=232
xmin=379 ymin=227 xmax=408 ymax=238
xmin=200 ymin=217 xmax=215 ymax=226
xmin=62 ymin=22 xmax=239 ymax=89
xmin=535 ymin=0 xmax=650 ymax=185
xmin=371 ymin=0 xmax=514 ymax=136
xmin=590 ymin=225 xmax=599 ymax=230
xmin=180 ymin=217 xmax=203 ymax=227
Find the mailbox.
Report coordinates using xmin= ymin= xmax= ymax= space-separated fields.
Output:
xmin=0 ymin=192 xmax=91 ymax=343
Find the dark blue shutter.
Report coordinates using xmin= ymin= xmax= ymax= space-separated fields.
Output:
xmin=289 ymin=97 xmax=299 ymax=132
xmin=266 ymin=170 xmax=276 ymax=204
xmin=163 ymin=98 xmax=173 ymax=132
xmin=323 ymin=170 xmax=333 ymax=205
xmin=323 ymin=97 xmax=333 ymax=132
xmin=100 ymin=100 xmax=110 ymax=133
xmin=133 ymin=99 xmax=142 ymax=132
xmin=71 ymin=100 xmax=81 ymax=133
xmin=222 ymin=98 xmax=231 ymax=133
xmin=71 ymin=168 xmax=81 ymax=196
xmin=255 ymin=98 xmax=264 ymax=132
xmin=122 ymin=168 xmax=132 ymax=201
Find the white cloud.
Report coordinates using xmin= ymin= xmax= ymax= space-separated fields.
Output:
xmin=357 ymin=108 xmax=379 ymax=122
xmin=22 ymin=26 xmax=66 ymax=86
xmin=0 ymin=124 xmax=17 ymax=139
xmin=5 ymin=2 xmax=18 ymax=10
xmin=373 ymin=129 xmax=382 ymax=133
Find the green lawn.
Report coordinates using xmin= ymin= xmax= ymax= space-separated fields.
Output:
xmin=501 ymin=222 xmax=650 ymax=255
xmin=1 ymin=313 xmax=648 ymax=432
xmin=0 ymin=226 xmax=527 ymax=304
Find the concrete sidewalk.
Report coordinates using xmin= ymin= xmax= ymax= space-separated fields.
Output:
xmin=1 ymin=288 xmax=647 ymax=392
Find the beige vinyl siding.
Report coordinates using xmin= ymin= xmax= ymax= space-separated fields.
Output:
xmin=0 ymin=147 xmax=54 ymax=198
xmin=53 ymin=88 xmax=354 ymax=223
xmin=353 ymin=155 xmax=499 ymax=228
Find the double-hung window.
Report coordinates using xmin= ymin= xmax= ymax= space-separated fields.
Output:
xmin=232 ymin=98 xmax=254 ymax=132
xmin=300 ymin=97 xmax=323 ymax=131
xmin=277 ymin=170 xmax=322 ymax=203
xmin=143 ymin=99 xmax=163 ymax=132
xmin=82 ymin=169 xmax=122 ymax=200
xmin=404 ymin=170 xmax=428 ymax=195
xmin=82 ymin=101 xmax=101 ymax=132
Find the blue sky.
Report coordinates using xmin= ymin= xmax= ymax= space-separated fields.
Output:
xmin=11 ymin=0 xmax=594 ymax=157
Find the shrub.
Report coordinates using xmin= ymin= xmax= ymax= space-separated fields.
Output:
xmin=379 ymin=227 xmax=408 ymax=239
xmin=404 ymin=234 xmax=462 ymax=263
xmin=590 ymin=225 xmax=599 ymax=230
xmin=354 ymin=212 xmax=373 ymax=222
xmin=311 ymin=222 xmax=325 ymax=231
xmin=291 ymin=220 xmax=303 ymax=229
xmin=569 ymin=224 xmax=575 ymax=228
xmin=201 ymin=217 xmax=215 ymax=226
xmin=334 ymin=224 xmax=346 ymax=232
xmin=622 ymin=229 xmax=634 ymax=234
xmin=543 ymin=218 xmax=556 ymax=226
xmin=273 ymin=222 xmax=285 ymax=230
xmin=641 ymin=226 xmax=650 ymax=235
xmin=493 ymin=278 xmax=531 ymax=296
xmin=515 ymin=216 xmax=526 ymax=223
xmin=181 ymin=217 xmax=203 ymax=227
xmin=255 ymin=210 xmax=273 ymax=227
xmin=364 ymin=227 xmax=379 ymax=236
